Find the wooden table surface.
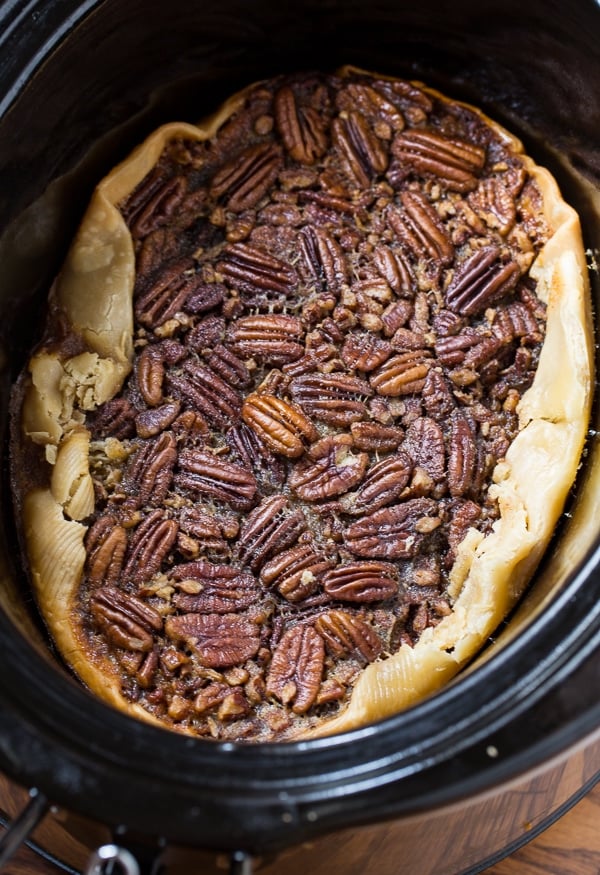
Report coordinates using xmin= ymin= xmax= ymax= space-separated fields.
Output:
xmin=1 ymin=772 xmax=599 ymax=874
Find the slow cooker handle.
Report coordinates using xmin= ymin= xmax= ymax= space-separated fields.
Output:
xmin=83 ymin=844 xmax=254 ymax=875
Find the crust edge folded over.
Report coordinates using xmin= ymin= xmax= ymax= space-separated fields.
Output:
xmin=16 ymin=69 xmax=594 ymax=740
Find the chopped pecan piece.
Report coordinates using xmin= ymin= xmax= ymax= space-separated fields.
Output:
xmin=290 ymin=372 xmax=372 ymax=426
xmin=314 ymin=610 xmax=383 ymax=662
xmin=392 ymin=129 xmax=486 ymax=192
xmin=469 ymin=176 xmax=517 ymax=236
xmin=235 ymin=496 xmax=306 ymax=572
xmin=175 ymin=448 xmax=257 ymax=510
xmin=322 ymin=562 xmax=398 ymax=602
xmin=266 ymin=625 xmax=325 ymax=714
xmin=193 ymin=682 xmax=249 ymax=720
xmin=445 ymin=246 xmax=521 ymax=316
xmin=260 ymin=544 xmax=336 ymax=602
xmin=344 ymin=498 xmax=441 ymax=559
xmin=387 ymin=191 xmax=454 ymax=267
xmin=274 ymin=85 xmax=328 ymax=164
xmin=170 ymin=561 xmax=259 ymax=613
xmin=165 ymin=613 xmax=260 ymax=668
xmin=91 ymin=587 xmax=162 ymax=652
xmin=242 ymin=392 xmax=318 ymax=459
xmin=288 ymin=434 xmax=369 ymax=501
xmin=210 ymin=141 xmax=283 ymax=211
xmin=227 ymin=314 xmax=304 ymax=364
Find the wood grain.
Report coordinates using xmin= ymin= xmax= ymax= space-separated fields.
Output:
xmin=484 ymin=780 xmax=600 ymax=875
xmin=1 ymin=763 xmax=599 ymax=874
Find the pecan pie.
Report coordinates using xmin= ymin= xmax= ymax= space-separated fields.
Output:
xmin=10 ymin=68 xmax=593 ymax=741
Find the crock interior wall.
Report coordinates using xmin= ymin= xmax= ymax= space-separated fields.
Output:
xmin=0 ymin=0 xmax=599 ymax=686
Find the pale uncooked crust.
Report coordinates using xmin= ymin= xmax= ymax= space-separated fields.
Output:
xmin=16 ymin=69 xmax=593 ymax=738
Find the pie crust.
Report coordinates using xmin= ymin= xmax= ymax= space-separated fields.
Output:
xmin=11 ymin=67 xmax=593 ymax=740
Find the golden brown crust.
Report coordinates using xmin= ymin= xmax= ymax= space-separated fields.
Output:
xmin=14 ymin=68 xmax=593 ymax=739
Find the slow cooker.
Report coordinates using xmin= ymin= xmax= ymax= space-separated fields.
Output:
xmin=0 ymin=1 xmax=599 ymax=873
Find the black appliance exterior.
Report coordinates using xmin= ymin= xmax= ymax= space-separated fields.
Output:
xmin=0 ymin=0 xmax=598 ymax=867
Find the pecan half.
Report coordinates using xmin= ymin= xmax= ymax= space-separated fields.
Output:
xmin=403 ymin=417 xmax=446 ymax=484
xmin=299 ymin=225 xmax=349 ymax=295
xmin=135 ymin=401 xmax=181 ymax=439
xmin=136 ymin=345 xmax=165 ymax=406
xmin=165 ymin=613 xmax=260 ymax=668
xmin=373 ymin=244 xmax=414 ymax=296
xmin=175 ymin=448 xmax=257 ymax=510
xmin=260 ymin=544 xmax=336 ymax=602
xmin=341 ymin=331 xmax=392 ymax=372
xmin=447 ymin=411 xmax=480 ymax=498
xmin=332 ymin=111 xmax=389 ymax=187
xmin=134 ymin=260 xmax=222 ymax=329
xmin=91 ymin=587 xmax=162 ymax=652
xmin=235 ymin=496 xmax=306 ymax=572
xmin=210 ymin=142 xmax=283 ymax=211
xmin=122 ymin=510 xmax=179 ymax=585
xmin=290 ymin=372 xmax=372 ymax=426
xmin=369 ymin=349 xmax=433 ymax=396
xmin=344 ymin=498 xmax=441 ymax=559
xmin=289 ymin=434 xmax=369 ymax=501
xmin=217 ymin=242 xmax=297 ymax=298
xmin=166 ymin=360 xmax=242 ymax=430
xmin=266 ymin=625 xmax=325 ymax=714
xmin=274 ymin=85 xmax=328 ymax=164
xmin=349 ymin=421 xmax=405 ymax=452
xmin=206 ymin=344 xmax=252 ymax=387
xmin=314 ymin=610 xmax=383 ymax=662
xmin=322 ymin=562 xmax=398 ymax=602
xmin=392 ymin=129 xmax=486 ymax=192
xmin=227 ymin=314 xmax=304 ymax=364
xmin=242 ymin=392 xmax=318 ymax=458
xmin=122 ymin=169 xmax=186 ymax=238
xmin=226 ymin=422 xmax=286 ymax=488
xmin=89 ymin=398 xmax=136 ymax=439
xmin=85 ymin=515 xmax=128 ymax=586
xmin=338 ymin=82 xmax=405 ymax=135
xmin=445 ymin=246 xmax=521 ymax=316
xmin=387 ymin=191 xmax=454 ymax=267
xmin=171 ymin=561 xmax=259 ymax=613
xmin=345 ymin=451 xmax=413 ymax=512
xmin=122 ymin=432 xmax=178 ymax=506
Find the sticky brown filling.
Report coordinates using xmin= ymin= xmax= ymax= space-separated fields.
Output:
xmin=75 ymin=71 xmax=548 ymax=741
